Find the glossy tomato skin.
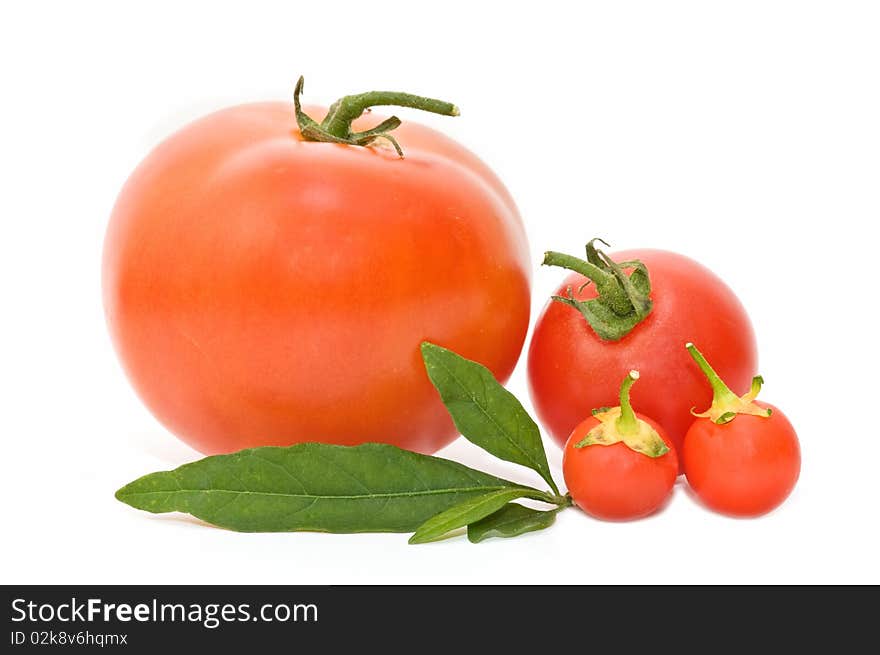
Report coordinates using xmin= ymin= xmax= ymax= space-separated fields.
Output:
xmin=528 ymin=250 xmax=757 ymax=472
xmin=563 ymin=413 xmax=678 ymax=520
xmin=683 ymin=402 xmax=800 ymax=517
xmin=103 ymin=102 xmax=530 ymax=455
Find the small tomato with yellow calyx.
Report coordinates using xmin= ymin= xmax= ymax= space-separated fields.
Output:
xmin=683 ymin=343 xmax=800 ymax=517
xmin=563 ymin=371 xmax=678 ymax=521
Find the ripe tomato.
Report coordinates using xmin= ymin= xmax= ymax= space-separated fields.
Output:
xmin=103 ymin=81 xmax=530 ymax=455
xmin=682 ymin=344 xmax=801 ymax=517
xmin=684 ymin=404 xmax=800 ymax=516
xmin=563 ymin=371 xmax=678 ymax=520
xmin=528 ymin=244 xmax=757 ymax=472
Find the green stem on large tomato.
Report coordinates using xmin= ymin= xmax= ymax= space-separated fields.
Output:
xmin=543 ymin=238 xmax=653 ymax=341
xmin=293 ymin=76 xmax=458 ymax=158
xmin=322 ymin=91 xmax=458 ymax=137
xmin=542 ymin=251 xmax=633 ymax=316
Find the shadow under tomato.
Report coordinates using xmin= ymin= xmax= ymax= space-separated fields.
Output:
xmin=679 ymin=481 xmax=790 ymax=520
xmin=567 ymin=480 xmax=682 ymax=524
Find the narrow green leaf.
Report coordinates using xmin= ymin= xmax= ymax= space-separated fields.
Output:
xmin=467 ymin=503 xmax=559 ymax=543
xmin=115 ymin=443 xmax=533 ymax=533
xmin=421 ymin=342 xmax=559 ymax=494
xmin=409 ymin=488 xmax=546 ymax=544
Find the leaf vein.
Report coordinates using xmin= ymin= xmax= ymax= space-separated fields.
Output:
xmin=119 ymin=485 xmax=514 ymax=501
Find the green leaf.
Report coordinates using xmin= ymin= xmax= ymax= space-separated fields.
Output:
xmin=467 ymin=503 xmax=559 ymax=543
xmin=420 ymin=342 xmax=559 ymax=495
xmin=115 ymin=443 xmax=534 ymax=533
xmin=409 ymin=488 xmax=547 ymax=544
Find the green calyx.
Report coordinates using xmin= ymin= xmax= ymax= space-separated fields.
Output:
xmin=543 ymin=238 xmax=653 ymax=341
xmin=293 ymin=76 xmax=459 ymax=158
xmin=574 ymin=371 xmax=670 ymax=458
xmin=686 ymin=342 xmax=772 ymax=425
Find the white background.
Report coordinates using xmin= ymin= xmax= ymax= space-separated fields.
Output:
xmin=2 ymin=1 xmax=878 ymax=584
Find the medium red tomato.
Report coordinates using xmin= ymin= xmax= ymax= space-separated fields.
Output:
xmin=683 ymin=344 xmax=800 ymax=517
xmin=528 ymin=240 xmax=757 ymax=472
xmin=103 ymin=78 xmax=530 ymax=455
xmin=563 ymin=371 xmax=678 ymax=520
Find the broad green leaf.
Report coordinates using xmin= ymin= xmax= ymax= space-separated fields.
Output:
xmin=116 ymin=443 xmax=533 ymax=533
xmin=421 ymin=342 xmax=559 ymax=494
xmin=467 ymin=503 xmax=559 ymax=543
xmin=409 ymin=488 xmax=548 ymax=544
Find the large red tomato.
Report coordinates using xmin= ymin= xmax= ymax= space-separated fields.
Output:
xmin=528 ymin=246 xmax=756 ymax=472
xmin=103 ymin=82 xmax=530 ymax=455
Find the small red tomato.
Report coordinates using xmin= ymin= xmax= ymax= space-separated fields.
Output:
xmin=683 ymin=343 xmax=800 ymax=517
xmin=563 ymin=371 xmax=678 ymax=521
